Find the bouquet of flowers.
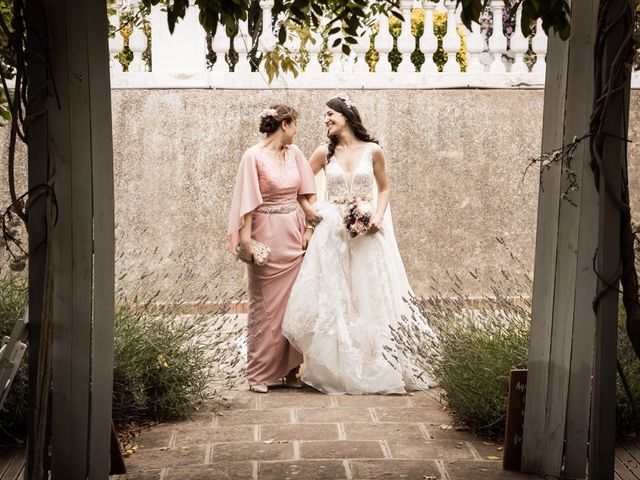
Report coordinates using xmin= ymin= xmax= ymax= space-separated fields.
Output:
xmin=343 ymin=197 xmax=374 ymax=237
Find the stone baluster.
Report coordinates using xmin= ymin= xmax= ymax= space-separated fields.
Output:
xmin=306 ymin=28 xmax=324 ymax=73
xmin=509 ymin=3 xmax=529 ymax=73
xmin=328 ymin=26 xmax=344 ymax=73
xmin=419 ymin=1 xmax=438 ymax=73
xmin=108 ymin=2 xmax=124 ymax=72
xmin=396 ymin=0 xmax=415 ymax=72
xmin=258 ymin=0 xmax=276 ymax=74
xmin=210 ymin=24 xmax=229 ymax=72
xmin=352 ymin=26 xmax=371 ymax=73
xmin=233 ymin=19 xmax=252 ymax=72
xmin=488 ymin=0 xmax=507 ymax=72
xmin=531 ymin=18 xmax=547 ymax=74
xmin=127 ymin=4 xmax=148 ymax=72
xmin=373 ymin=13 xmax=393 ymax=72
xmin=441 ymin=0 xmax=461 ymax=72
xmin=463 ymin=20 xmax=484 ymax=73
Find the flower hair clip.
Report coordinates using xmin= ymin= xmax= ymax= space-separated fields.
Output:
xmin=332 ymin=93 xmax=355 ymax=109
xmin=259 ymin=108 xmax=278 ymax=120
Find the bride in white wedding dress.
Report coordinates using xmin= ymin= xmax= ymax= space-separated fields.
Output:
xmin=282 ymin=94 xmax=435 ymax=395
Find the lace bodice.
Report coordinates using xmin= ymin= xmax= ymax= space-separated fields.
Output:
xmin=325 ymin=143 xmax=374 ymax=201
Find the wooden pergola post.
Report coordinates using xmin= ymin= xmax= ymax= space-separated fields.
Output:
xmin=522 ymin=0 xmax=631 ymax=478
xmin=25 ymin=1 xmax=115 ymax=478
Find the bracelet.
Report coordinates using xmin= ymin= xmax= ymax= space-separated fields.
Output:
xmin=306 ymin=225 xmax=315 ymax=231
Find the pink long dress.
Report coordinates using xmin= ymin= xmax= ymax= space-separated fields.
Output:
xmin=227 ymin=144 xmax=316 ymax=385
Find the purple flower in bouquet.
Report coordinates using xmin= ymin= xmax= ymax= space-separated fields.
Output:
xmin=343 ymin=197 xmax=374 ymax=238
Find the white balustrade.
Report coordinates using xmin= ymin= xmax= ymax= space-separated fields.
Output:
xmin=397 ymin=0 xmax=415 ymax=72
xmin=233 ymin=19 xmax=252 ymax=73
xmin=328 ymin=27 xmax=344 ymax=73
xmin=420 ymin=1 xmax=438 ymax=73
xmin=531 ymin=18 xmax=547 ymax=74
xmin=108 ymin=0 xmax=565 ymax=88
xmin=510 ymin=4 xmax=529 ymax=73
xmin=488 ymin=0 xmax=507 ymax=73
xmin=464 ymin=20 xmax=484 ymax=73
xmin=150 ymin=3 xmax=207 ymax=73
xmin=108 ymin=2 xmax=124 ymax=73
xmin=441 ymin=0 xmax=461 ymax=73
xmin=306 ymin=28 xmax=324 ymax=73
xmin=353 ymin=26 xmax=371 ymax=73
xmin=258 ymin=0 xmax=276 ymax=74
xmin=210 ymin=24 xmax=229 ymax=72
xmin=127 ymin=4 xmax=148 ymax=72
xmin=373 ymin=13 xmax=393 ymax=72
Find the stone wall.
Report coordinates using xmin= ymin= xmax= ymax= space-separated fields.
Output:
xmin=3 ymin=89 xmax=640 ymax=302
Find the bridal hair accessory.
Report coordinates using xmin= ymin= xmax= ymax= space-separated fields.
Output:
xmin=236 ymin=240 xmax=271 ymax=266
xmin=332 ymin=93 xmax=355 ymax=109
xmin=259 ymin=108 xmax=278 ymax=120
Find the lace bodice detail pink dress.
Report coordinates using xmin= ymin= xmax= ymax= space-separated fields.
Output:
xmin=227 ymin=144 xmax=315 ymax=386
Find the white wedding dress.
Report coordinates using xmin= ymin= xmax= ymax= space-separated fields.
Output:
xmin=282 ymin=143 xmax=435 ymax=394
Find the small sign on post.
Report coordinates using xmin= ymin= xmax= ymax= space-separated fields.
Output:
xmin=504 ymin=369 xmax=527 ymax=471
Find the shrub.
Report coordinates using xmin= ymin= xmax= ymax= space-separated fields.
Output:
xmin=0 ymin=253 xmax=244 ymax=439
xmin=405 ymin=276 xmax=531 ymax=439
xmin=616 ymin=303 xmax=640 ymax=435
xmin=112 ymin=301 xmax=242 ymax=424
xmin=407 ymin=267 xmax=640 ymax=440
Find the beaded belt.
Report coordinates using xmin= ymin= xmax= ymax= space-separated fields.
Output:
xmin=255 ymin=203 xmax=298 ymax=214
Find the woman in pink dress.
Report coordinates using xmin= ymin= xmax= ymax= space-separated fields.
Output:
xmin=227 ymin=104 xmax=319 ymax=393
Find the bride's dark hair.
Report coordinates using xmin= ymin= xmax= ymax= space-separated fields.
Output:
xmin=325 ymin=97 xmax=378 ymax=162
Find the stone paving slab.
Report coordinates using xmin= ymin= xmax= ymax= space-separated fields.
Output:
xmin=114 ymin=387 xmax=542 ymax=480
xmin=164 ymin=463 xmax=255 ymax=480
xmin=260 ymin=423 xmax=340 ymax=441
xmin=349 ymin=459 xmax=441 ymax=479
xmin=445 ymin=460 xmax=540 ymax=479
xmin=124 ymin=445 xmax=208 ymax=470
xmin=174 ymin=426 xmax=256 ymax=446
xmin=343 ymin=422 xmax=426 ymax=441
xmin=299 ymin=440 xmax=386 ymax=459
xmin=211 ymin=442 xmax=295 ymax=462
xmin=258 ymin=460 xmax=347 ymax=480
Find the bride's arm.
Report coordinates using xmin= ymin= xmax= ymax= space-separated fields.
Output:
xmin=370 ymin=144 xmax=389 ymax=233
xmin=308 ymin=145 xmax=328 ymax=175
xmin=297 ymin=145 xmax=327 ymax=223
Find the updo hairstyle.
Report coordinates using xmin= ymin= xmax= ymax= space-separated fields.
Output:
xmin=259 ymin=104 xmax=299 ymax=134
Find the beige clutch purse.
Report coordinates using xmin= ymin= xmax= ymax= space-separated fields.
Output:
xmin=236 ymin=240 xmax=271 ymax=266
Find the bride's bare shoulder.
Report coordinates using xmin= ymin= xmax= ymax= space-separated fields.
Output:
xmin=310 ymin=144 xmax=329 ymax=162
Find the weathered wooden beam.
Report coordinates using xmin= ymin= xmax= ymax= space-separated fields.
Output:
xmin=87 ymin=0 xmax=116 ymax=476
xmin=521 ymin=9 xmax=570 ymax=475
xmin=589 ymin=0 xmax=632 ymax=476
xmin=43 ymin=0 xmax=115 ymax=477
xmin=523 ymin=0 xmax=629 ymax=478
xmin=24 ymin=0 xmax=51 ymax=477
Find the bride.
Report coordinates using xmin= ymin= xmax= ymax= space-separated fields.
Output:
xmin=282 ymin=94 xmax=434 ymax=395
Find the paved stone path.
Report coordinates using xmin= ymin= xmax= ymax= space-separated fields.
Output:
xmin=111 ymin=386 xmax=541 ymax=480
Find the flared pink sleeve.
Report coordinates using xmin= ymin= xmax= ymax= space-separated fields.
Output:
xmin=227 ymin=150 xmax=263 ymax=253
xmin=290 ymin=145 xmax=316 ymax=195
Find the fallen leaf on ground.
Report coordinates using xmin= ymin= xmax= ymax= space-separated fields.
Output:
xmin=263 ymin=439 xmax=275 ymax=444
xmin=496 ymin=446 xmax=503 ymax=451
xmin=487 ymin=455 xmax=501 ymax=460
xmin=483 ymin=441 xmax=495 ymax=446
xmin=440 ymin=424 xmax=452 ymax=430
xmin=215 ymin=411 xmax=224 ymax=416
